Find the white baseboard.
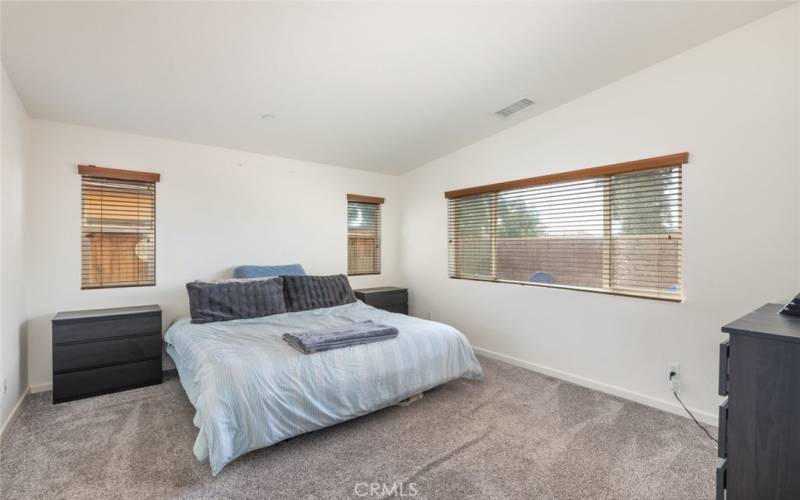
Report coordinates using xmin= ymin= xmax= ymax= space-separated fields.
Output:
xmin=30 ymin=382 xmax=52 ymax=394
xmin=472 ymin=346 xmax=718 ymax=427
xmin=0 ymin=387 xmax=30 ymax=442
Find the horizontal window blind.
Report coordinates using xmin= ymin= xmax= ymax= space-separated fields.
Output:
xmin=347 ymin=195 xmax=383 ymax=276
xmin=447 ymin=154 xmax=685 ymax=301
xmin=81 ymin=171 xmax=157 ymax=289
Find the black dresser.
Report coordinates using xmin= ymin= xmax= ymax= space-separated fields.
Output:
xmin=52 ymin=305 xmax=163 ymax=403
xmin=354 ymin=287 xmax=408 ymax=314
xmin=717 ymin=303 xmax=800 ymax=500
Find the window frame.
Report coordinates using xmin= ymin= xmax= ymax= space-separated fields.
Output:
xmin=79 ymin=165 xmax=160 ymax=290
xmin=347 ymin=194 xmax=384 ymax=276
xmin=445 ymin=154 xmax=687 ymax=302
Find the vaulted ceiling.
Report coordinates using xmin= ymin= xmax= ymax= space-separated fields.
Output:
xmin=2 ymin=2 xmax=789 ymax=174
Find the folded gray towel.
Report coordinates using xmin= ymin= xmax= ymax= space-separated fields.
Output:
xmin=283 ymin=321 xmax=399 ymax=354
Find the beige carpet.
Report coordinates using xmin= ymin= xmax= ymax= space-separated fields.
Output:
xmin=0 ymin=357 xmax=716 ymax=499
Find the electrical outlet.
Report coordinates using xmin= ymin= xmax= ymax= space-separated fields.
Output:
xmin=668 ymin=363 xmax=681 ymax=393
xmin=3 ymin=377 xmax=6 ymax=395
xmin=426 ymin=311 xmax=432 ymax=320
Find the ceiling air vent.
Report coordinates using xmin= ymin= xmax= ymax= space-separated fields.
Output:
xmin=493 ymin=98 xmax=534 ymax=118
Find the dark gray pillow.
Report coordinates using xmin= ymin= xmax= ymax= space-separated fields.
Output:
xmin=186 ymin=277 xmax=286 ymax=324
xmin=282 ymin=274 xmax=356 ymax=313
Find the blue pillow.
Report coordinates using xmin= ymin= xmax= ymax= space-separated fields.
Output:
xmin=234 ymin=264 xmax=306 ymax=279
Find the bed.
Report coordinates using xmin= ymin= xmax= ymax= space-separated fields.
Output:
xmin=165 ymin=299 xmax=483 ymax=474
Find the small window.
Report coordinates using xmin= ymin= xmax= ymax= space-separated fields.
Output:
xmin=347 ymin=194 xmax=383 ymax=276
xmin=80 ymin=165 xmax=159 ymax=289
xmin=446 ymin=154 xmax=687 ymax=301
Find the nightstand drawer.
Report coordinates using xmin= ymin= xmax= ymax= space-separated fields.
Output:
xmin=381 ymin=303 xmax=409 ymax=314
xmin=364 ymin=290 xmax=407 ymax=307
xmin=53 ymin=359 xmax=162 ymax=403
xmin=54 ymin=314 xmax=161 ymax=344
xmin=354 ymin=287 xmax=409 ymax=315
xmin=53 ymin=334 xmax=162 ymax=374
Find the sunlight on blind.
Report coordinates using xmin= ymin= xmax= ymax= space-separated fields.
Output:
xmin=448 ymin=165 xmax=683 ymax=301
xmin=81 ymin=176 xmax=156 ymax=288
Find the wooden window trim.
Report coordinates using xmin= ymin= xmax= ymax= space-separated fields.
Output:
xmin=79 ymin=165 xmax=161 ymax=183
xmin=444 ymin=152 xmax=688 ymax=199
xmin=347 ymin=194 xmax=384 ymax=204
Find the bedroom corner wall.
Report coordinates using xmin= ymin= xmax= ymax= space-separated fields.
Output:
xmin=398 ymin=4 xmax=800 ymax=422
xmin=23 ymin=122 xmax=402 ymax=390
xmin=1 ymin=66 xmax=30 ymax=431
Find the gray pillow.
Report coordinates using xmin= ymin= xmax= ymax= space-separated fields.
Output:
xmin=187 ymin=277 xmax=286 ymax=324
xmin=282 ymin=274 xmax=356 ymax=313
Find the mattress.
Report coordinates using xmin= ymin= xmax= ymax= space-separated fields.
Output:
xmin=164 ymin=300 xmax=483 ymax=474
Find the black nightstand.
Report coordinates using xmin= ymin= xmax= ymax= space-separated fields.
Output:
xmin=354 ymin=287 xmax=408 ymax=314
xmin=52 ymin=305 xmax=163 ymax=403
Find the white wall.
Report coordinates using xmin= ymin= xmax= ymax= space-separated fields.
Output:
xmin=399 ymin=5 xmax=800 ymax=421
xmin=25 ymin=121 xmax=402 ymax=389
xmin=1 ymin=67 xmax=29 ymax=428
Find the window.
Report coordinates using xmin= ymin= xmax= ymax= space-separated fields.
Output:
xmin=80 ymin=165 xmax=159 ymax=289
xmin=347 ymin=194 xmax=383 ymax=275
xmin=446 ymin=153 xmax=687 ymax=301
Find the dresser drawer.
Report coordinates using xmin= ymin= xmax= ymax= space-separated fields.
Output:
xmin=53 ymin=314 xmax=161 ymax=344
xmin=53 ymin=334 xmax=162 ymax=374
xmin=716 ymin=458 xmax=727 ymax=500
xmin=53 ymin=359 xmax=162 ymax=403
xmin=719 ymin=340 xmax=729 ymax=396
xmin=718 ymin=398 xmax=728 ymax=458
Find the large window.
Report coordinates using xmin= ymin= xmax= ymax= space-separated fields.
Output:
xmin=446 ymin=153 xmax=686 ymax=301
xmin=80 ymin=165 xmax=159 ymax=289
xmin=347 ymin=194 xmax=383 ymax=275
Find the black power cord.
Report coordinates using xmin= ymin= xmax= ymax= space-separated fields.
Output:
xmin=669 ymin=370 xmax=717 ymax=444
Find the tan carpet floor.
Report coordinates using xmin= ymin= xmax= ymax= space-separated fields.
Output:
xmin=0 ymin=357 xmax=717 ymax=499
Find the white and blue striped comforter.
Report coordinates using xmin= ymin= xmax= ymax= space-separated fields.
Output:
xmin=164 ymin=301 xmax=483 ymax=475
